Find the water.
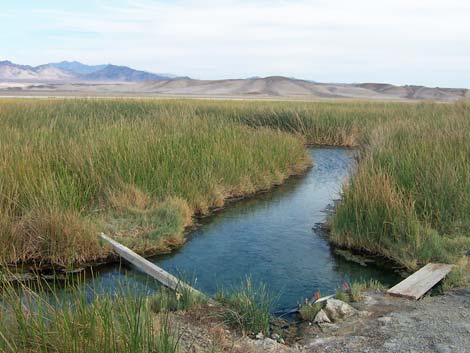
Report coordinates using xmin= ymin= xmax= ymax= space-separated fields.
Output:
xmin=79 ymin=147 xmax=399 ymax=310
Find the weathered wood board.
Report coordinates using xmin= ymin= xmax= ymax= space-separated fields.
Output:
xmin=100 ymin=233 xmax=208 ymax=300
xmin=387 ymin=263 xmax=453 ymax=300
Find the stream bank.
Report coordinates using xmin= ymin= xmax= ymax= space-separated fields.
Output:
xmin=28 ymin=148 xmax=399 ymax=311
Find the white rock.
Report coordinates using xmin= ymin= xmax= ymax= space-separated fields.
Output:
xmin=255 ymin=332 xmax=264 ymax=340
xmin=324 ymin=299 xmax=357 ymax=321
xmin=271 ymin=333 xmax=280 ymax=340
xmin=314 ymin=309 xmax=331 ymax=324
xmin=377 ymin=316 xmax=392 ymax=325
xmin=253 ymin=337 xmax=277 ymax=348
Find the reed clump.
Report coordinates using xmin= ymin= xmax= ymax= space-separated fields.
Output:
xmin=0 ymin=277 xmax=181 ymax=353
xmin=216 ymin=277 xmax=276 ymax=336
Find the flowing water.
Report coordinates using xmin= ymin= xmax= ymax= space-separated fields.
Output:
xmin=79 ymin=147 xmax=399 ymax=310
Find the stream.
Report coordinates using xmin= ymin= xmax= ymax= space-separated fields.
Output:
xmin=76 ymin=147 xmax=399 ymax=311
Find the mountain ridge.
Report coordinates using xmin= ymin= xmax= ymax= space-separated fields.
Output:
xmin=0 ymin=60 xmax=468 ymax=102
xmin=0 ymin=60 xmax=180 ymax=82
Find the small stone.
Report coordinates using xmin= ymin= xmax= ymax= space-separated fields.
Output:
xmin=383 ymin=341 xmax=398 ymax=349
xmin=271 ymin=333 xmax=280 ymax=340
xmin=324 ymin=299 xmax=357 ymax=321
xmin=253 ymin=338 xmax=277 ymax=348
xmin=279 ymin=338 xmax=285 ymax=344
xmin=363 ymin=295 xmax=378 ymax=306
xmin=433 ymin=344 xmax=453 ymax=353
xmin=255 ymin=332 xmax=264 ymax=340
xmin=377 ymin=316 xmax=392 ymax=325
xmin=318 ymin=322 xmax=340 ymax=331
xmin=314 ymin=309 xmax=331 ymax=324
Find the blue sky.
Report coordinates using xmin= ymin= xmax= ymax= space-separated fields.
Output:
xmin=1 ymin=0 xmax=469 ymax=87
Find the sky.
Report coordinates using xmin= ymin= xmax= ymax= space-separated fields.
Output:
xmin=1 ymin=0 xmax=469 ymax=87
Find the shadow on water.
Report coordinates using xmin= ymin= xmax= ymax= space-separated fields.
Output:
xmin=70 ymin=147 xmax=400 ymax=310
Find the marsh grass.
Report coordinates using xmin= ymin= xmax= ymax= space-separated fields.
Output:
xmin=345 ymin=279 xmax=387 ymax=302
xmin=298 ymin=301 xmax=325 ymax=322
xmin=441 ymin=269 xmax=467 ymax=292
xmin=0 ymin=98 xmax=469 ymax=271
xmin=216 ymin=277 xmax=276 ymax=336
xmin=0 ymin=99 xmax=309 ymax=267
xmin=149 ymin=277 xmax=206 ymax=313
xmin=0 ymin=275 xmax=181 ymax=353
xmin=335 ymin=289 xmax=350 ymax=302
xmin=235 ymin=100 xmax=470 ymax=269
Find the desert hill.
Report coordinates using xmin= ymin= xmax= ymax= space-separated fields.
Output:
xmin=0 ymin=61 xmax=468 ymax=102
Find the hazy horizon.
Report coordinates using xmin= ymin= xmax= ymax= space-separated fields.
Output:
xmin=2 ymin=0 xmax=469 ymax=88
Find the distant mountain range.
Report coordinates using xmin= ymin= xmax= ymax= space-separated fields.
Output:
xmin=1 ymin=60 xmax=468 ymax=102
xmin=130 ymin=77 xmax=469 ymax=101
xmin=0 ymin=60 xmax=181 ymax=82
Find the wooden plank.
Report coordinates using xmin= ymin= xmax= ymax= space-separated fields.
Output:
xmin=275 ymin=294 xmax=336 ymax=317
xmin=100 ymin=233 xmax=208 ymax=300
xmin=387 ymin=263 xmax=453 ymax=300
xmin=313 ymin=294 xmax=335 ymax=304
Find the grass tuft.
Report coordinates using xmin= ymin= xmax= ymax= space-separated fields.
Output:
xmin=216 ymin=277 xmax=276 ymax=336
xmin=299 ymin=301 xmax=325 ymax=321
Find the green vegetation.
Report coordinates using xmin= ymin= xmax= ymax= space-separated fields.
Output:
xmin=0 ymin=97 xmax=469 ymax=351
xmin=335 ymin=288 xmax=350 ymax=302
xmin=216 ymin=277 xmax=276 ymax=336
xmin=0 ymin=99 xmax=309 ymax=267
xmin=220 ymin=100 xmax=470 ymax=269
xmin=298 ymin=301 xmax=325 ymax=321
xmin=149 ymin=281 xmax=206 ymax=313
xmin=440 ymin=266 xmax=470 ymax=293
xmin=341 ymin=279 xmax=386 ymax=302
xmin=0 ymin=98 xmax=469 ymax=271
xmin=0 ymin=279 xmax=181 ymax=353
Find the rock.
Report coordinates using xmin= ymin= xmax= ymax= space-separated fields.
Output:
xmin=271 ymin=333 xmax=280 ymax=340
xmin=377 ymin=316 xmax=392 ymax=325
xmin=255 ymin=332 xmax=264 ymax=340
xmin=458 ymin=323 xmax=470 ymax=333
xmin=319 ymin=323 xmax=340 ymax=331
xmin=314 ymin=309 xmax=331 ymax=324
xmin=253 ymin=337 xmax=276 ymax=348
xmin=363 ymin=295 xmax=378 ymax=305
xmin=324 ymin=299 xmax=357 ymax=321
xmin=433 ymin=343 xmax=453 ymax=353
xmin=383 ymin=340 xmax=399 ymax=350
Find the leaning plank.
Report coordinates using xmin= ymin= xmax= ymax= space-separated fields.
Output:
xmin=100 ymin=233 xmax=207 ymax=300
xmin=387 ymin=263 xmax=453 ymax=300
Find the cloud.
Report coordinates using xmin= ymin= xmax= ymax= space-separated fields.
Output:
xmin=2 ymin=0 xmax=470 ymax=87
